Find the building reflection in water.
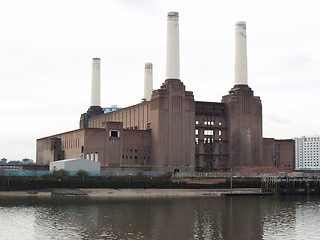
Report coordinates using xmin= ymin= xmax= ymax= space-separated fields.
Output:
xmin=2 ymin=196 xmax=320 ymax=240
xmin=31 ymin=197 xmax=266 ymax=239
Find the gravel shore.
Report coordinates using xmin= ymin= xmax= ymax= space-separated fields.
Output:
xmin=0 ymin=188 xmax=262 ymax=198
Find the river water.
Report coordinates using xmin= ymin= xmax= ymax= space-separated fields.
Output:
xmin=0 ymin=195 xmax=320 ymax=240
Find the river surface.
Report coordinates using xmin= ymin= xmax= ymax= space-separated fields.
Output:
xmin=0 ymin=194 xmax=320 ymax=240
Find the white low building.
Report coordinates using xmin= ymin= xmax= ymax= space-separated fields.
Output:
xmin=49 ymin=158 xmax=100 ymax=172
xmin=294 ymin=136 xmax=320 ymax=170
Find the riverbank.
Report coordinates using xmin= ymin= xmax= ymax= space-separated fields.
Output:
xmin=0 ymin=188 xmax=263 ymax=198
xmin=0 ymin=175 xmax=262 ymax=191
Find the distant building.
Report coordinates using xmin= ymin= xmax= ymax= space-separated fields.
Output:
xmin=103 ymin=105 xmax=122 ymax=114
xmin=294 ymin=136 xmax=320 ymax=170
xmin=0 ymin=161 xmax=23 ymax=171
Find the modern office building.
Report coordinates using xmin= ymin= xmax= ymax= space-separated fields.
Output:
xmin=294 ymin=136 xmax=320 ymax=170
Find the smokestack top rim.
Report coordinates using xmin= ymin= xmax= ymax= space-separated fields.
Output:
xmin=167 ymin=11 xmax=179 ymax=20
xmin=92 ymin=58 xmax=100 ymax=61
xmin=235 ymin=21 xmax=246 ymax=25
xmin=235 ymin=21 xmax=246 ymax=29
xmin=145 ymin=62 xmax=153 ymax=69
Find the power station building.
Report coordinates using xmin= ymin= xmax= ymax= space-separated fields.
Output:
xmin=36 ymin=12 xmax=295 ymax=172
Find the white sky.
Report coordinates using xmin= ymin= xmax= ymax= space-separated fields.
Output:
xmin=1 ymin=0 xmax=320 ymax=161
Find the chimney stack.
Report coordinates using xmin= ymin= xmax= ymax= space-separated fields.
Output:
xmin=144 ymin=62 xmax=153 ymax=101
xmin=234 ymin=21 xmax=248 ymax=86
xmin=91 ymin=58 xmax=101 ymax=106
xmin=166 ymin=12 xmax=180 ymax=80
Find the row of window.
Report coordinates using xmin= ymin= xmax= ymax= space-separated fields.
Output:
xmin=62 ymin=138 xmax=80 ymax=149
xmin=304 ymin=137 xmax=320 ymax=142
xmin=195 ymin=138 xmax=223 ymax=144
xmin=86 ymin=152 xmax=99 ymax=162
xmin=195 ymin=130 xmax=222 ymax=136
xmin=123 ymin=155 xmax=151 ymax=160
xmin=123 ymin=148 xmax=151 ymax=153
xmin=195 ymin=121 xmax=223 ymax=126
xmin=300 ymin=164 xmax=320 ymax=167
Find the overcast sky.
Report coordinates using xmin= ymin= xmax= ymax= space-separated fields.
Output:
xmin=1 ymin=0 xmax=320 ymax=161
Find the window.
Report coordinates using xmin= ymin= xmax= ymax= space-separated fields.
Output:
xmin=95 ymin=152 xmax=99 ymax=162
xmin=204 ymin=130 xmax=213 ymax=135
xmin=110 ymin=130 xmax=120 ymax=138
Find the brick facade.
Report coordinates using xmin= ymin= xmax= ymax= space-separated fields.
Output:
xmin=37 ymin=82 xmax=294 ymax=172
xmin=222 ymin=85 xmax=263 ymax=167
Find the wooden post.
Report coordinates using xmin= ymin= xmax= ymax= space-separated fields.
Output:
xmin=230 ymin=168 xmax=233 ymax=194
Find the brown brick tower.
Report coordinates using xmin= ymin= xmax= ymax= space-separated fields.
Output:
xmin=150 ymin=12 xmax=195 ymax=172
xmin=150 ymin=79 xmax=195 ymax=172
xmin=222 ymin=85 xmax=262 ymax=167
xmin=222 ymin=21 xmax=263 ymax=168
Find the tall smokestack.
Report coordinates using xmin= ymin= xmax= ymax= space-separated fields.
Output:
xmin=234 ymin=21 xmax=248 ymax=85
xmin=91 ymin=58 xmax=101 ymax=106
xmin=144 ymin=62 xmax=153 ymax=101
xmin=166 ymin=12 xmax=180 ymax=80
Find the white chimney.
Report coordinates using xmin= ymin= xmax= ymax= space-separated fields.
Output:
xmin=144 ymin=62 xmax=153 ymax=101
xmin=234 ymin=21 xmax=248 ymax=85
xmin=91 ymin=58 xmax=101 ymax=106
xmin=166 ymin=12 xmax=180 ymax=79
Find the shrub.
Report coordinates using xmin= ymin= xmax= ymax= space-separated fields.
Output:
xmin=52 ymin=169 xmax=69 ymax=177
xmin=78 ymin=169 xmax=89 ymax=178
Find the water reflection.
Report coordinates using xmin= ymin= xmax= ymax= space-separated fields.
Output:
xmin=0 ymin=196 xmax=320 ymax=239
xmin=262 ymin=196 xmax=297 ymax=239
